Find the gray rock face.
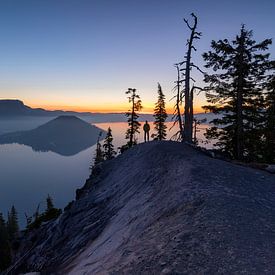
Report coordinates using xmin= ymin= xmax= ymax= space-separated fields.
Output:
xmin=12 ymin=141 xmax=275 ymax=274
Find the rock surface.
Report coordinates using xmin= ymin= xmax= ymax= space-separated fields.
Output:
xmin=12 ymin=141 xmax=275 ymax=274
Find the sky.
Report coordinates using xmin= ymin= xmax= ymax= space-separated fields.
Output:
xmin=0 ymin=0 xmax=274 ymax=113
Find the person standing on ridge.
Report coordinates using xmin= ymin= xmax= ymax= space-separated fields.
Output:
xmin=143 ymin=120 xmax=150 ymax=142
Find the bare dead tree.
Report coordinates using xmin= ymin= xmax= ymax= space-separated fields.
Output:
xmin=170 ymin=64 xmax=184 ymax=141
xmin=179 ymin=13 xmax=202 ymax=143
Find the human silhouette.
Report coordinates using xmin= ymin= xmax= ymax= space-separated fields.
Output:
xmin=143 ymin=121 xmax=150 ymax=142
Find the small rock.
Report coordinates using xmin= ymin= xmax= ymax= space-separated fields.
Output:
xmin=161 ymin=268 xmax=171 ymax=274
xmin=266 ymin=165 xmax=275 ymax=174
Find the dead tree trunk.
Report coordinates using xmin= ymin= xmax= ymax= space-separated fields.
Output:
xmin=129 ymin=92 xmax=135 ymax=147
xmin=171 ymin=64 xmax=184 ymax=141
xmin=176 ymin=65 xmax=184 ymax=140
xmin=182 ymin=13 xmax=201 ymax=143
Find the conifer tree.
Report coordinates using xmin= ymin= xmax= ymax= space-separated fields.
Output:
xmin=26 ymin=198 xmax=61 ymax=230
xmin=264 ymin=74 xmax=275 ymax=162
xmin=44 ymin=195 xmax=61 ymax=221
xmin=46 ymin=195 xmax=54 ymax=212
xmin=0 ymin=213 xmax=11 ymax=271
xmin=203 ymin=26 xmax=272 ymax=160
xmin=25 ymin=213 xmax=32 ymax=228
xmin=103 ymin=127 xmax=116 ymax=160
xmin=124 ymin=88 xmax=142 ymax=148
xmin=7 ymin=205 xmax=19 ymax=240
xmin=33 ymin=203 xmax=40 ymax=224
xmin=92 ymin=132 xmax=104 ymax=168
xmin=154 ymin=83 xmax=168 ymax=140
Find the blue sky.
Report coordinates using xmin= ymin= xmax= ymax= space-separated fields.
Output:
xmin=0 ymin=0 xmax=274 ymax=112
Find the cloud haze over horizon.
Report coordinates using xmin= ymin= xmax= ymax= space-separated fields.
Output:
xmin=0 ymin=0 xmax=274 ymax=113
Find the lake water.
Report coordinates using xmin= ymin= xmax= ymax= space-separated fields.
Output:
xmin=0 ymin=121 xmax=210 ymax=227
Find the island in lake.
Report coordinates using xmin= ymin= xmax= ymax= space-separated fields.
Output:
xmin=0 ymin=116 xmax=105 ymax=156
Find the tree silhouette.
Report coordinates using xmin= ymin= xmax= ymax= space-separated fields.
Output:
xmin=124 ymin=88 xmax=142 ymax=148
xmin=46 ymin=195 xmax=54 ymax=212
xmin=203 ymin=26 xmax=272 ymax=160
xmin=153 ymin=83 xmax=168 ymax=140
xmin=178 ymin=13 xmax=202 ymax=143
xmin=27 ymin=196 xmax=61 ymax=230
xmin=264 ymin=73 xmax=275 ymax=162
xmin=0 ymin=213 xmax=11 ymax=271
xmin=103 ymin=127 xmax=116 ymax=160
xmin=7 ymin=205 xmax=19 ymax=240
xmin=171 ymin=64 xmax=184 ymax=141
xmin=92 ymin=132 xmax=104 ymax=167
xmin=44 ymin=195 xmax=61 ymax=221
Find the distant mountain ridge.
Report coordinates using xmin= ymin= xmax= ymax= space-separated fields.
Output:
xmin=0 ymin=99 xmax=93 ymax=117
xmin=0 ymin=99 xmax=217 ymax=124
xmin=0 ymin=99 xmax=157 ymax=123
xmin=0 ymin=115 xmax=105 ymax=156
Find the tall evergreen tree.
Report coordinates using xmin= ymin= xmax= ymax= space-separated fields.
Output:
xmin=91 ymin=132 xmax=104 ymax=169
xmin=0 ymin=213 xmax=11 ymax=271
xmin=44 ymin=195 xmax=61 ymax=221
xmin=7 ymin=205 xmax=19 ymax=240
xmin=203 ymin=26 xmax=272 ymax=160
xmin=103 ymin=127 xmax=116 ymax=160
xmin=154 ymin=83 xmax=168 ymax=140
xmin=26 ymin=197 xmax=61 ymax=230
xmin=46 ymin=195 xmax=54 ymax=212
xmin=124 ymin=88 xmax=142 ymax=148
xmin=264 ymin=74 xmax=275 ymax=162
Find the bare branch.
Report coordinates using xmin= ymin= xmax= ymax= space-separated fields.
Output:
xmin=190 ymin=63 xmax=205 ymax=74
xmin=183 ymin=18 xmax=192 ymax=30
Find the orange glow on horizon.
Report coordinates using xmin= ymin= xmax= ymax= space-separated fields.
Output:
xmin=28 ymin=102 xmax=204 ymax=115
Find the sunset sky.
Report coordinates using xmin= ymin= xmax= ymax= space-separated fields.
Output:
xmin=0 ymin=0 xmax=274 ymax=114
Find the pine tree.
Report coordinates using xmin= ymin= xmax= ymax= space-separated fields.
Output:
xmin=46 ymin=195 xmax=54 ymax=212
xmin=153 ymin=83 xmax=168 ymax=140
xmin=103 ymin=127 xmax=116 ymax=160
xmin=25 ymin=213 xmax=32 ymax=228
xmin=27 ymin=198 xmax=61 ymax=230
xmin=7 ymin=205 xmax=19 ymax=240
xmin=124 ymin=88 xmax=142 ymax=149
xmin=0 ymin=213 xmax=11 ymax=271
xmin=44 ymin=195 xmax=61 ymax=221
xmin=92 ymin=132 xmax=104 ymax=168
xmin=203 ymin=26 xmax=272 ymax=160
xmin=264 ymin=74 xmax=275 ymax=162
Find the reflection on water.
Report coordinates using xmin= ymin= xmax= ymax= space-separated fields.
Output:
xmin=0 ymin=116 xmax=104 ymax=156
xmin=0 ymin=121 xmax=211 ymax=227
xmin=0 ymin=144 xmax=95 ymax=227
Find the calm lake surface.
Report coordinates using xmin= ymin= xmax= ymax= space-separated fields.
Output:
xmin=0 ymin=121 xmax=210 ymax=227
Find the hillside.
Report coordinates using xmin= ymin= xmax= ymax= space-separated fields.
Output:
xmin=10 ymin=141 xmax=275 ymax=274
xmin=0 ymin=116 xmax=104 ymax=156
